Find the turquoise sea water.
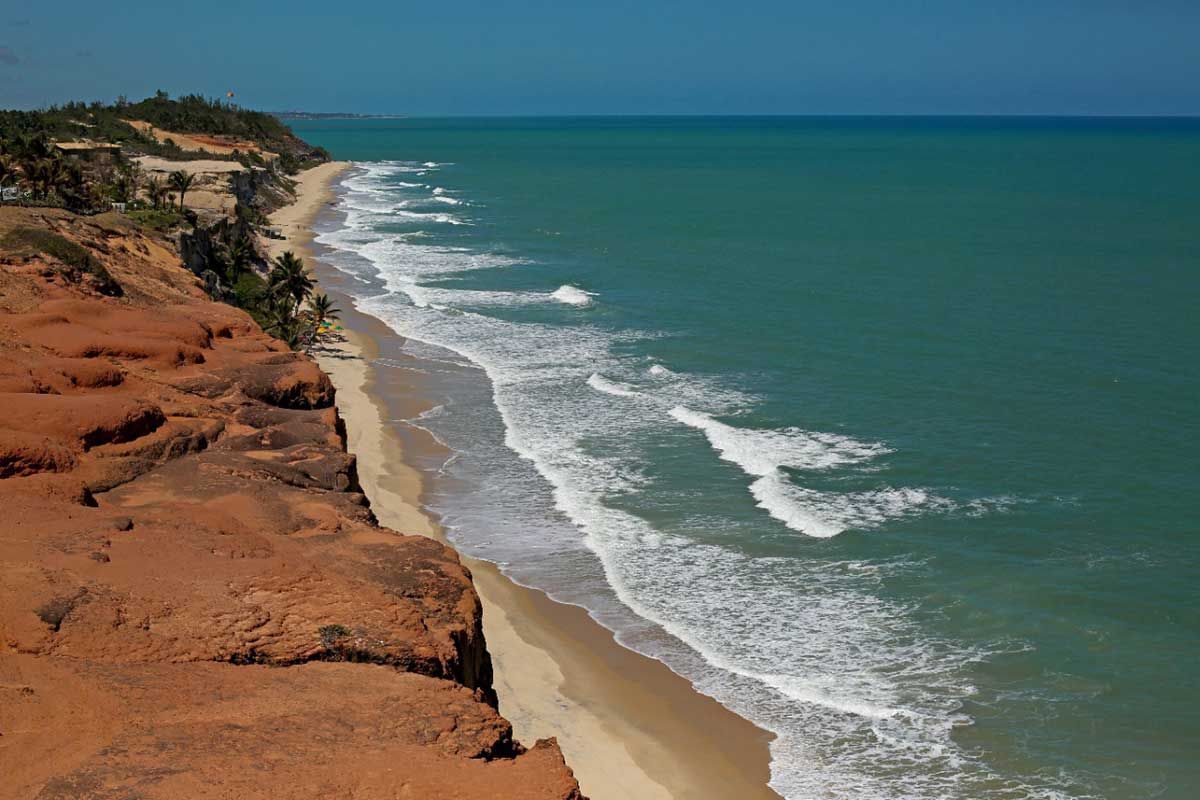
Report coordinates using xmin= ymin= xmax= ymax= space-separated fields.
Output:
xmin=294 ymin=117 xmax=1199 ymax=799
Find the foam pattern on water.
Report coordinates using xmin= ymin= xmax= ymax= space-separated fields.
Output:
xmin=314 ymin=162 xmax=1086 ymax=800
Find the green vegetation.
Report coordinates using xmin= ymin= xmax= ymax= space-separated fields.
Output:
xmin=260 ymin=250 xmax=315 ymax=347
xmin=168 ymin=170 xmax=195 ymax=210
xmin=0 ymin=131 xmax=162 ymax=213
xmin=0 ymin=91 xmax=328 ymax=172
xmin=232 ymin=271 xmax=269 ymax=311
xmin=143 ymin=176 xmax=167 ymax=208
xmin=1 ymin=91 xmax=341 ymax=349
xmin=1 ymin=226 xmax=92 ymax=268
xmin=315 ymin=624 xmax=380 ymax=663
xmin=126 ymin=208 xmax=182 ymax=231
xmin=125 ymin=92 xmax=297 ymax=150
xmin=306 ymin=293 xmax=341 ymax=329
xmin=0 ymin=150 xmax=19 ymax=196
xmin=198 ymin=237 xmax=340 ymax=351
xmin=0 ymin=90 xmax=329 ymax=217
xmin=258 ymin=250 xmax=341 ymax=349
xmin=0 ymin=227 xmax=122 ymax=296
xmin=318 ymin=624 xmax=351 ymax=646
xmin=0 ymin=135 xmax=87 ymax=209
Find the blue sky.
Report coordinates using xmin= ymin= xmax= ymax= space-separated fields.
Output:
xmin=2 ymin=1 xmax=1197 ymax=114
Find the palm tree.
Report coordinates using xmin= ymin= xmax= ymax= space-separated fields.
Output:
xmin=306 ymin=292 xmax=341 ymax=329
xmin=267 ymin=251 xmax=313 ymax=316
xmin=263 ymin=251 xmax=316 ymax=349
xmin=264 ymin=305 xmax=306 ymax=350
xmin=212 ymin=234 xmax=255 ymax=284
xmin=225 ymin=235 xmax=255 ymax=281
xmin=168 ymin=170 xmax=195 ymax=210
xmin=15 ymin=136 xmax=52 ymax=198
xmin=0 ymin=153 xmax=15 ymax=204
xmin=123 ymin=162 xmax=142 ymax=205
xmin=144 ymin=177 xmax=166 ymax=208
xmin=113 ymin=174 xmax=131 ymax=204
xmin=21 ymin=158 xmax=43 ymax=200
xmin=57 ymin=159 xmax=87 ymax=209
xmin=28 ymin=157 xmax=69 ymax=201
xmin=15 ymin=134 xmax=51 ymax=167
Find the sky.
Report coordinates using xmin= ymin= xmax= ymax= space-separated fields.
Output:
xmin=1 ymin=1 xmax=1198 ymax=115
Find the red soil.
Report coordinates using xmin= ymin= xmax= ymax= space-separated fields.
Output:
xmin=0 ymin=208 xmax=584 ymax=799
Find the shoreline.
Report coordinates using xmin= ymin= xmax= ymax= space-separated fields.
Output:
xmin=269 ymin=163 xmax=782 ymax=800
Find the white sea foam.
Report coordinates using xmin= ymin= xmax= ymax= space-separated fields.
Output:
xmin=550 ymin=284 xmax=595 ymax=306
xmin=669 ymin=405 xmax=888 ymax=474
xmin=668 ymin=405 xmax=945 ymax=537
xmin=751 ymin=475 xmax=943 ymax=538
xmin=316 ymin=161 xmax=1069 ymax=800
xmin=587 ymin=373 xmax=640 ymax=397
xmin=395 ymin=209 xmax=468 ymax=225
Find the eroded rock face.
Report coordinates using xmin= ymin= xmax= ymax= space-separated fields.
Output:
xmin=0 ymin=208 xmax=583 ymax=800
xmin=0 ymin=656 xmax=584 ymax=800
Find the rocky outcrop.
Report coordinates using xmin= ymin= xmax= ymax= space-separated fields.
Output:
xmin=228 ymin=164 xmax=298 ymax=214
xmin=0 ymin=207 xmax=583 ymax=800
xmin=178 ymin=214 xmax=262 ymax=277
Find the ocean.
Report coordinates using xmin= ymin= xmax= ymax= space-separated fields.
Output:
xmin=293 ymin=117 xmax=1199 ymax=800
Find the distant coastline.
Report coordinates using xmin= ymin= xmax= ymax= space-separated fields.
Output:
xmin=270 ymin=111 xmax=407 ymax=121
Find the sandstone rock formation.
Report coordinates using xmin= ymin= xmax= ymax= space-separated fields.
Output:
xmin=0 ymin=208 xmax=584 ymax=800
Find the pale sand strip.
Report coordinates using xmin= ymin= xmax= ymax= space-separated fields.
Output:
xmin=269 ymin=164 xmax=782 ymax=800
xmin=263 ymin=160 xmax=352 ymax=261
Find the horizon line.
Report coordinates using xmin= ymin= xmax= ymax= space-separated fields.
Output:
xmin=269 ymin=111 xmax=1200 ymax=120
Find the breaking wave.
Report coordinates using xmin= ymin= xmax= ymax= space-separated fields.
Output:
xmin=312 ymin=160 xmax=1069 ymax=800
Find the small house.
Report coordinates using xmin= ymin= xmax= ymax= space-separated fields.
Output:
xmin=53 ymin=141 xmax=122 ymax=163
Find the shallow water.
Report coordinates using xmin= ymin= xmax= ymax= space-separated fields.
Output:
xmin=297 ymin=117 xmax=1200 ymax=799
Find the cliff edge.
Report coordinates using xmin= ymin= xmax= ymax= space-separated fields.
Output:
xmin=0 ymin=207 xmax=584 ymax=799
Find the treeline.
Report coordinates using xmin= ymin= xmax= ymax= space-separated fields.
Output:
xmin=0 ymin=91 xmax=330 ymax=168
xmin=201 ymin=234 xmax=341 ymax=350
xmin=0 ymin=134 xmax=194 ymax=215
xmin=126 ymin=93 xmax=295 ymax=146
xmin=0 ymin=136 xmax=98 ymax=210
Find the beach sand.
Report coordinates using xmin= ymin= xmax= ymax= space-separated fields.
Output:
xmin=269 ymin=163 xmax=783 ymax=800
xmin=263 ymin=160 xmax=351 ymax=261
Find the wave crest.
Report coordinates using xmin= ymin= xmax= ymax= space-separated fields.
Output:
xmin=587 ymin=373 xmax=640 ymax=397
xmin=550 ymin=284 xmax=596 ymax=306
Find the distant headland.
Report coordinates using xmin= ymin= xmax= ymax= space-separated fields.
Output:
xmin=270 ymin=111 xmax=407 ymax=121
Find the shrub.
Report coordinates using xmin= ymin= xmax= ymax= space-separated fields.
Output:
xmin=0 ymin=227 xmax=122 ymax=296
xmin=318 ymin=624 xmax=351 ymax=646
xmin=127 ymin=208 xmax=183 ymax=231
xmin=233 ymin=271 xmax=268 ymax=315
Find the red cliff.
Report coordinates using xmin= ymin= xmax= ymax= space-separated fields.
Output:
xmin=0 ymin=208 xmax=584 ymax=800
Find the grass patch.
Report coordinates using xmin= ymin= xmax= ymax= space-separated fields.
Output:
xmin=0 ymin=227 xmax=123 ymax=296
xmin=127 ymin=208 xmax=183 ymax=232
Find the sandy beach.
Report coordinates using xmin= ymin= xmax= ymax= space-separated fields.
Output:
xmin=268 ymin=163 xmax=782 ymax=800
